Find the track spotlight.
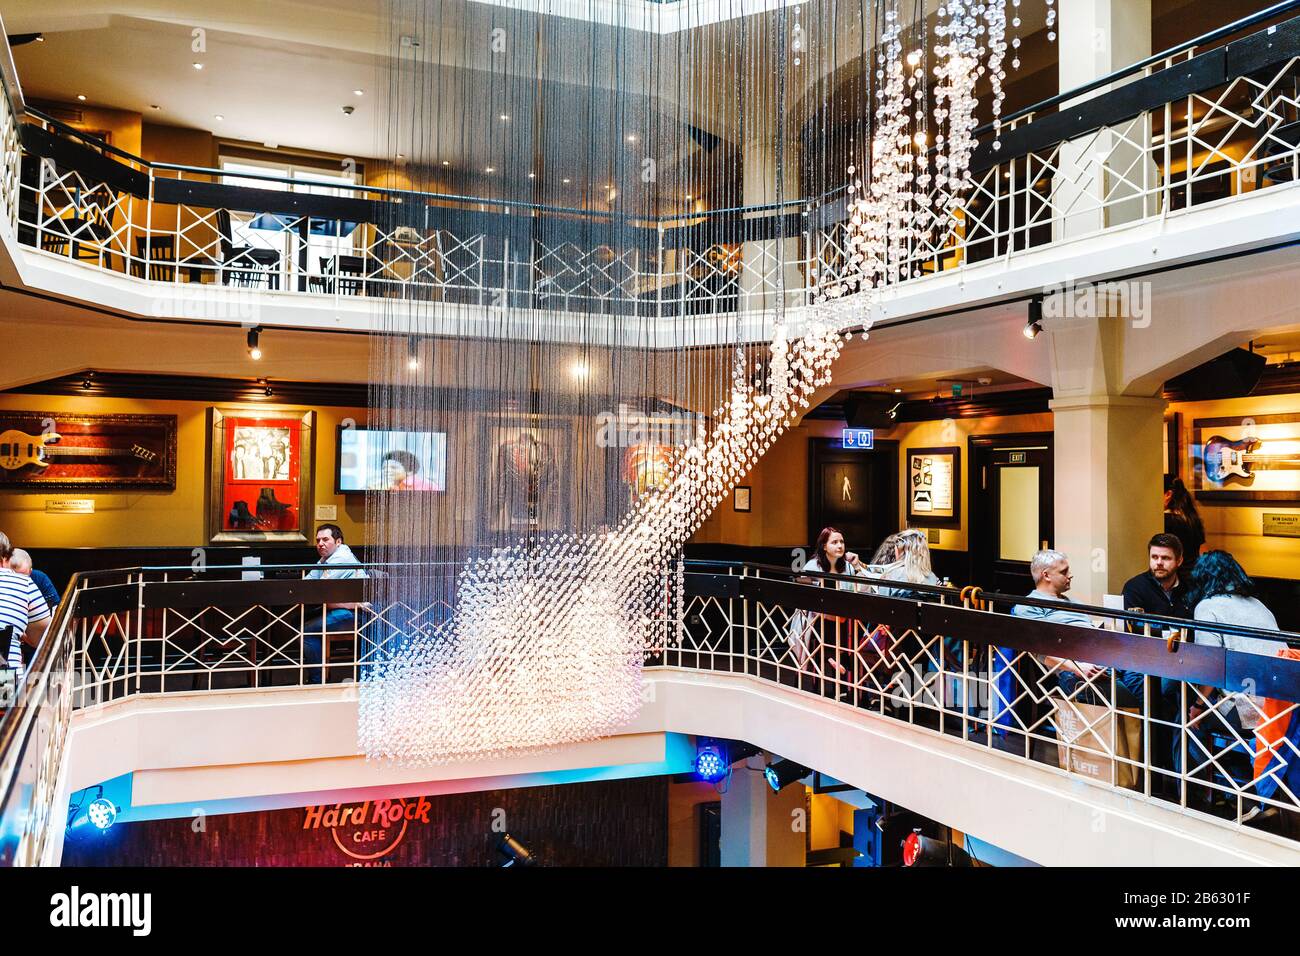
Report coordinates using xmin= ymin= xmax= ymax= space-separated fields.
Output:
xmin=764 ymin=759 xmax=812 ymax=792
xmin=496 ymin=833 xmax=536 ymax=867
xmin=902 ymin=829 xmax=972 ymax=867
xmin=87 ymin=798 xmax=118 ymax=831
xmin=695 ymin=738 xmax=762 ymax=782
xmin=247 ymin=326 xmax=263 ymax=360
xmin=1023 ymin=296 xmax=1043 ymax=339
xmin=407 ymin=335 xmax=421 ymax=370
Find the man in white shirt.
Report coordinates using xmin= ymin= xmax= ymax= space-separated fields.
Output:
xmin=302 ymin=524 xmax=367 ymax=683
xmin=0 ymin=532 xmax=51 ymax=694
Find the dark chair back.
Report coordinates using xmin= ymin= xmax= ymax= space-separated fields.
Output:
xmin=215 ymin=208 xmax=236 ymax=259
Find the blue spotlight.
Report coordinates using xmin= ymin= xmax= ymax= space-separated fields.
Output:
xmin=87 ymin=798 xmax=117 ymax=831
xmin=695 ymin=746 xmax=728 ymax=781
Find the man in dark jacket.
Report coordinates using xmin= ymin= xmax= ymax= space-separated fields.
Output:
xmin=1121 ymin=533 xmax=1192 ymax=623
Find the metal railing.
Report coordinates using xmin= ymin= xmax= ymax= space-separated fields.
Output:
xmin=2 ymin=10 xmax=1299 ymax=322
xmin=4 ymin=558 xmax=1300 ymax=864
xmin=669 ymin=561 xmax=1300 ymax=845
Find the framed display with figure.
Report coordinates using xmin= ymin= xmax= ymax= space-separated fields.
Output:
xmin=482 ymin=417 xmax=571 ymax=535
xmin=906 ymin=446 xmax=960 ymax=528
xmin=1192 ymin=412 xmax=1300 ymax=504
xmin=207 ymin=407 xmax=315 ymax=543
xmin=0 ymin=411 xmax=176 ymax=490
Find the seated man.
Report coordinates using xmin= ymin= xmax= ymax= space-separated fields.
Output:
xmin=302 ymin=524 xmax=367 ymax=684
xmin=8 ymin=549 xmax=59 ymax=670
xmin=1008 ymin=549 xmax=1142 ymax=708
xmin=1121 ymin=533 xmax=1191 ymax=624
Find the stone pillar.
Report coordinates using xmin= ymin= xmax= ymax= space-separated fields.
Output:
xmin=719 ymin=764 xmax=806 ymax=867
xmin=1046 ymin=299 xmax=1164 ymax=603
xmin=1052 ymin=0 xmax=1155 ymax=240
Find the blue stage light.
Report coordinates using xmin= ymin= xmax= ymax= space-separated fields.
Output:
xmin=695 ymin=746 xmax=727 ymax=781
xmin=86 ymin=798 xmax=117 ymax=831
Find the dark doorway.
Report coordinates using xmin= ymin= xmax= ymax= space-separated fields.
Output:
xmin=969 ymin=433 xmax=1054 ymax=596
xmin=807 ymin=437 xmax=899 ymax=558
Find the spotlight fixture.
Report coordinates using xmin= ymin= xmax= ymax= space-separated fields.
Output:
xmin=246 ymin=326 xmax=263 ymax=360
xmin=150 ymin=104 xmax=160 ymax=110
xmin=87 ymin=797 xmax=117 ymax=830
xmin=764 ymin=759 xmax=812 ymax=792
xmin=263 ymin=384 xmax=274 ymax=398
xmin=77 ymin=94 xmax=86 ymax=101
xmin=499 ymin=113 xmax=509 ymax=121
xmin=353 ymin=89 xmax=364 ymax=96
xmin=341 ymin=105 xmax=355 ymax=115
xmin=571 ymin=360 xmax=590 ymax=381
xmin=893 ymin=387 xmax=903 ymax=394
xmin=485 ymin=166 xmax=495 ymax=173
xmin=626 ymin=134 xmax=638 ymax=142
xmin=694 ymin=738 xmax=762 ymax=782
xmin=441 ymin=161 xmax=450 ymax=167
xmin=192 ymin=61 xmax=203 ymax=70
xmin=902 ymin=829 xmax=972 ymax=867
xmin=214 ymin=114 xmax=224 ymax=121
xmin=407 ymin=335 xmax=421 ymax=370
xmin=496 ymin=833 xmax=536 ymax=867
xmin=80 ymin=371 xmax=96 ymax=392
xmin=1023 ymin=295 xmax=1043 ymax=339
xmin=527 ymin=172 xmax=536 ymax=179
xmin=562 ymin=178 xmax=571 ymax=184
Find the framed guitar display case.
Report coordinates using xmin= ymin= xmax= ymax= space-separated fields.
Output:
xmin=0 ymin=412 xmax=177 ymax=490
xmin=206 ymin=407 xmax=315 ymax=543
xmin=1192 ymin=412 xmax=1300 ymax=504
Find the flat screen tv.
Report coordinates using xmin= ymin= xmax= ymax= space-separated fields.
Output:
xmin=336 ymin=427 xmax=447 ymax=493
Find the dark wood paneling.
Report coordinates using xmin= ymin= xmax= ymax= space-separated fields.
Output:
xmin=62 ymin=776 xmax=668 ymax=867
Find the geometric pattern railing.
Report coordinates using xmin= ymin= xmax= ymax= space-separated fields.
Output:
xmin=4 ymin=560 xmax=1300 ymax=864
xmin=667 ymin=567 xmax=1300 ymax=847
xmin=5 ymin=49 xmax=1300 ymax=322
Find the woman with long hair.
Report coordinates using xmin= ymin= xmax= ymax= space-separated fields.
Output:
xmin=788 ymin=526 xmax=870 ymax=689
xmin=876 ymin=528 xmax=939 ymax=598
xmin=1184 ymin=550 xmax=1286 ymax=820
xmin=1164 ymin=477 xmax=1205 ymax=571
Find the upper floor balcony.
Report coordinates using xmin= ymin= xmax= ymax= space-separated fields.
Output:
xmin=2 ymin=4 xmax=1300 ymax=345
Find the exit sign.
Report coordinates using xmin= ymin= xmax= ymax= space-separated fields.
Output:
xmin=842 ymin=428 xmax=874 ymax=449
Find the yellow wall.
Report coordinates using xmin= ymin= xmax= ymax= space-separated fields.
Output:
xmin=1168 ymin=392 xmax=1300 ymax=580
xmin=0 ymin=394 xmax=366 ymax=549
xmin=694 ymin=410 xmax=1053 ymax=552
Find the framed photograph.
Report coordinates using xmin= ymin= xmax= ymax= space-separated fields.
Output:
xmin=906 ymin=446 xmax=961 ymax=528
xmin=0 ymin=411 xmax=176 ymax=490
xmin=733 ymin=485 xmax=752 ymax=512
xmin=482 ymin=418 xmax=571 ymax=535
xmin=207 ymin=407 xmax=315 ymax=543
xmin=1192 ymin=412 xmax=1300 ymax=504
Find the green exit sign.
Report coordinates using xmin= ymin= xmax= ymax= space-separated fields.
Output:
xmin=952 ymin=383 xmax=963 ymax=397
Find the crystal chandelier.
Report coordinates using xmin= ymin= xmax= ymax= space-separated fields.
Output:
xmin=360 ymin=0 xmax=1023 ymax=766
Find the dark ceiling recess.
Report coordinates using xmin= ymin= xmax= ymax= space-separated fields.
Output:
xmin=1165 ymin=348 xmax=1268 ymax=401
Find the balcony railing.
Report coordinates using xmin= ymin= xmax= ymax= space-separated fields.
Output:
xmin=2 ymin=559 xmax=1298 ymax=865
xmin=1 ymin=7 xmax=1299 ymax=324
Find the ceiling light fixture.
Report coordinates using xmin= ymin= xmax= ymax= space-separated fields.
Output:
xmin=76 ymin=94 xmax=86 ymax=102
xmin=353 ymin=89 xmax=364 ymax=96
xmin=214 ymin=114 xmax=224 ymax=121
xmin=192 ymin=62 xmax=203 ymax=70
xmin=1024 ymin=296 xmax=1044 ymax=339
xmin=246 ymin=326 xmax=263 ymax=361
xmin=407 ymin=335 xmax=421 ymax=370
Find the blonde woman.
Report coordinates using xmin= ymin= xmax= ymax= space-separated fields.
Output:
xmin=875 ymin=528 xmax=938 ymax=598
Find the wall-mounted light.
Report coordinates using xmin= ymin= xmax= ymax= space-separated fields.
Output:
xmin=1024 ymin=296 xmax=1044 ymax=340
xmin=247 ymin=326 xmax=263 ymax=360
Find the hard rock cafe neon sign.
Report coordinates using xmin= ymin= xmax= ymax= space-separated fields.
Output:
xmin=302 ymin=797 xmax=432 ymax=866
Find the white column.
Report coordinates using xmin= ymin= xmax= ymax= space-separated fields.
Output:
xmin=719 ymin=764 xmax=806 ymax=867
xmin=1052 ymin=0 xmax=1155 ymax=240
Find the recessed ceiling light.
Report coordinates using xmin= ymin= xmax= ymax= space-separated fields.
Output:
xmin=894 ymin=387 xmax=903 ymax=393
xmin=396 ymin=152 xmax=405 ymax=159
xmin=353 ymin=89 xmax=364 ymax=96
xmin=150 ymin=104 xmax=161 ymax=110
xmin=686 ymin=194 xmax=693 ymax=200
xmin=499 ymin=113 xmax=509 ymax=121
xmin=626 ymin=134 xmax=637 ymax=142
xmin=563 ymin=178 xmax=571 ymax=184
xmin=214 ymin=114 xmax=224 ymax=121
xmin=527 ymin=172 xmax=536 ymax=179
xmin=34 ymin=35 xmax=44 ymax=42
xmin=192 ymin=62 xmax=203 ymax=70
xmin=485 ymin=166 xmax=495 ymax=173
xmin=76 ymin=94 xmax=86 ymax=101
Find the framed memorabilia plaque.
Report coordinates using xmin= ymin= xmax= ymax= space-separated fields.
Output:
xmin=482 ymin=417 xmax=571 ymax=535
xmin=733 ymin=485 xmax=752 ymax=512
xmin=0 ymin=412 xmax=176 ymax=490
xmin=207 ymin=407 xmax=315 ymax=543
xmin=1192 ymin=412 xmax=1300 ymax=504
xmin=906 ymin=446 xmax=960 ymax=527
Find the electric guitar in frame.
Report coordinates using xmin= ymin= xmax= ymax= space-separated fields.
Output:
xmin=1203 ymin=434 xmax=1300 ymax=484
xmin=0 ymin=430 xmax=158 ymax=472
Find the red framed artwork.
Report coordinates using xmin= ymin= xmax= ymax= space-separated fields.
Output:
xmin=207 ymin=407 xmax=315 ymax=543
